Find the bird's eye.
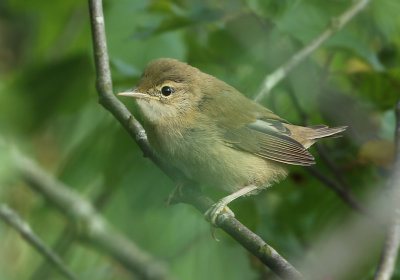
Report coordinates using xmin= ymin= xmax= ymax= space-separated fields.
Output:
xmin=161 ymin=86 xmax=174 ymax=96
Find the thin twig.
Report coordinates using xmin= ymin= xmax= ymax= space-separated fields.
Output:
xmin=287 ymin=87 xmax=368 ymax=215
xmin=12 ymin=150 xmax=174 ymax=280
xmin=253 ymin=0 xmax=371 ymax=101
xmin=30 ymin=226 xmax=76 ymax=280
xmin=30 ymin=188 xmax=114 ymax=280
xmin=314 ymin=53 xmax=352 ymax=190
xmin=314 ymin=143 xmax=352 ymax=190
xmin=88 ymin=0 xmax=303 ymax=278
xmin=306 ymin=166 xmax=372 ymax=217
xmin=0 ymin=204 xmax=78 ymax=280
xmin=374 ymin=101 xmax=400 ymax=280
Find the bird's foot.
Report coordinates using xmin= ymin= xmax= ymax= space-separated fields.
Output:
xmin=203 ymin=185 xmax=259 ymax=241
xmin=205 ymin=202 xmax=235 ymax=241
xmin=204 ymin=184 xmax=258 ymax=225
xmin=205 ymin=201 xmax=235 ymax=226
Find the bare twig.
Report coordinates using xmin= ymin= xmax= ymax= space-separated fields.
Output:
xmin=30 ymin=188 xmax=114 ymax=280
xmin=12 ymin=150 xmax=174 ymax=280
xmin=287 ymin=88 xmax=369 ymax=216
xmin=314 ymin=53 xmax=352 ymax=190
xmin=374 ymin=101 xmax=400 ymax=280
xmin=30 ymin=226 xmax=76 ymax=280
xmin=314 ymin=143 xmax=352 ymax=190
xmin=306 ymin=166 xmax=372 ymax=217
xmin=88 ymin=0 xmax=303 ymax=278
xmin=253 ymin=0 xmax=371 ymax=101
xmin=0 ymin=204 xmax=78 ymax=280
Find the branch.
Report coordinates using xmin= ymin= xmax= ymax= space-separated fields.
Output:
xmin=178 ymin=187 xmax=303 ymax=280
xmin=253 ymin=0 xmax=371 ymax=102
xmin=306 ymin=166 xmax=372 ymax=217
xmin=88 ymin=0 xmax=178 ymax=180
xmin=374 ymin=101 xmax=400 ymax=280
xmin=287 ymin=88 xmax=371 ymax=217
xmin=11 ymin=150 xmax=174 ymax=280
xmin=88 ymin=0 xmax=303 ymax=279
xmin=0 ymin=204 xmax=78 ymax=280
xmin=30 ymin=226 xmax=76 ymax=280
xmin=31 ymin=189 xmax=114 ymax=280
xmin=314 ymin=143 xmax=352 ymax=190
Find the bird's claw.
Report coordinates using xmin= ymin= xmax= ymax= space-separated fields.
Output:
xmin=205 ymin=202 xmax=235 ymax=225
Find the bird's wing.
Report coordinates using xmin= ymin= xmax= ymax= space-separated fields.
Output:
xmin=199 ymin=79 xmax=315 ymax=166
xmin=221 ymin=118 xmax=315 ymax=166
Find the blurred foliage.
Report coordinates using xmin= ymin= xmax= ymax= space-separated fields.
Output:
xmin=0 ymin=0 xmax=400 ymax=280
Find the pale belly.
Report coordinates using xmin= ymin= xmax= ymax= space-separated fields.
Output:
xmin=151 ymin=130 xmax=288 ymax=193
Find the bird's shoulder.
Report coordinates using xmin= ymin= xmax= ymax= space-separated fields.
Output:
xmin=198 ymin=77 xmax=283 ymax=127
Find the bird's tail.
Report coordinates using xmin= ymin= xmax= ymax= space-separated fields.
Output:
xmin=307 ymin=125 xmax=347 ymax=140
xmin=284 ymin=124 xmax=347 ymax=149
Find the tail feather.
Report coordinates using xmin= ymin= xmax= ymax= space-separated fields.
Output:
xmin=283 ymin=123 xmax=347 ymax=148
xmin=308 ymin=125 xmax=347 ymax=140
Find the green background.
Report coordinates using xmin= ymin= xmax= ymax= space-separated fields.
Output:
xmin=0 ymin=0 xmax=399 ymax=279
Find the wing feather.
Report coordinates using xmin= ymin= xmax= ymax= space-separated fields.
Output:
xmin=198 ymin=81 xmax=315 ymax=166
xmin=221 ymin=120 xmax=315 ymax=166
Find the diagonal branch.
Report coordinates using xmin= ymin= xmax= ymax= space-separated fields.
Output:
xmin=253 ymin=0 xmax=371 ymax=102
xmin=374 ymin=101 xmax=400 ymax=280
xmin=11 ymin=149 xmax=174 ymax=280
xmin=88 ymin=0 xmax=303 ymax=279
xmin=287 ymin=87 xmax=371 ymax=217
xmin=88 ymin=0 xmax=176 ymax=179
xmin=178 ymin=186 xmax=303 ymax=280
xmin=30 ymin=188 xmax=115 ymax=280
xmin=0 ymin=204 xmax=78 ymax=280
xmin=306 ymin=166 xmax=372 ymax=217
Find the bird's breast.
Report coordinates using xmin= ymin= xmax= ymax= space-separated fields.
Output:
xmin=145 ymin=119 xmax=286 ymax=192
xmin=146 ymin=117 xmax=217 ymax=160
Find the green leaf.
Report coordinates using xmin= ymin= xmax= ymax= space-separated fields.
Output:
xmin=350 ymin=68 xmax=400 ymax=110
xmin=327 ymin=29 xmax=385 ymax=71
xmin=276 ymin=2 xmax=329 ymax=42
xmin=132 ymin=2 xmax=223 ymax=39
xmin=370 ymin=0 xmax=400 ymax=41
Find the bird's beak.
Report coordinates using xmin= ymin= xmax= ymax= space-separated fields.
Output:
xmin=117 ymin=89 xmax=159 ymax=100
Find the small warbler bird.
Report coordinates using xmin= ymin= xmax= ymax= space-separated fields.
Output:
xmin=119 ymin=58 xmax=346 ymax=224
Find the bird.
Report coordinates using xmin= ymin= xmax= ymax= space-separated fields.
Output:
xmin=118 ymin=58 xmax=346 ymax=225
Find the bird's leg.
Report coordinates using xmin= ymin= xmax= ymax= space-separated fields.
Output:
xmin=205 ymin=184 xmax=258 ymax=225
xmin=166 ymin=183 xmax=184 ymax=206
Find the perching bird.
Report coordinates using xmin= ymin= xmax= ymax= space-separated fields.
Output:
xmin=119 ymin=58 xmax=346 ymax=224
